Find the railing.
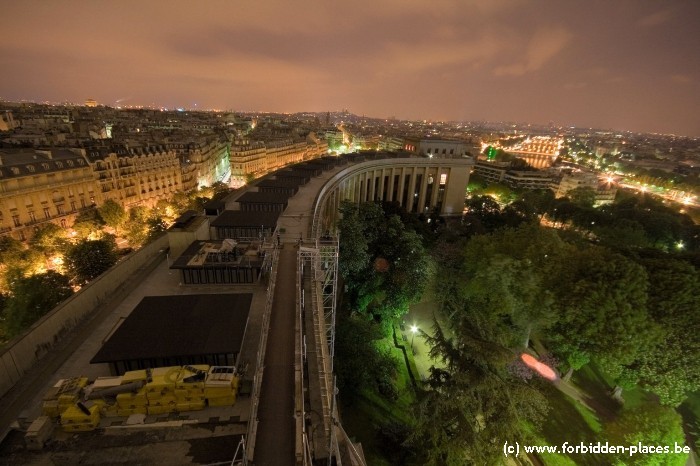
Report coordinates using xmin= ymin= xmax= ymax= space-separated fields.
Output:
xmin=244 ymin=244 xmax=279 ymax=461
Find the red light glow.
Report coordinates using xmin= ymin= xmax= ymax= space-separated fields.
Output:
xmin=520 ymin=353 xmax=558 ymax=381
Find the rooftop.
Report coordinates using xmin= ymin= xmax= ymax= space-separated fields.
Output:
xmin=91 ymin=294 xmax=252 ymax=364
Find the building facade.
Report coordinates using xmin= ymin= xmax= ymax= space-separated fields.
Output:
xmin=0 ymin=148 xmax=97 ymax=240
xmin=85 ymin=144 xmax=183 ymax=209
xmin=315 ymin=156 xmax=474 ymax=234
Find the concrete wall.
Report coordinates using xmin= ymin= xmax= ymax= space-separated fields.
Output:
xmin=0 ymin=235 xmax=168 ymax=399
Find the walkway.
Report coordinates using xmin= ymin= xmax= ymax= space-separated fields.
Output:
xmin=253 ymin=245 xmax=297 ymax=465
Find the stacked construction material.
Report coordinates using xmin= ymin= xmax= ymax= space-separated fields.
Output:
xmin=41 ymin=377 xmax=89 ymax=419
xmin=203 ymin=366 xmax=239 ymax=407
xmin=37 ymin=366 xmax=240 ymax=432
xmin=174 ymin=365 xmax=208 ymax=412
xmin=60 ymin=404 xmax=100 ymax=432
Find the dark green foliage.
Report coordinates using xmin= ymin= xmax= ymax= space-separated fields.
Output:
xmin=604 ymin=403 xmax=688 ymax=466
xmin=334 ymin=315 xmax=398 ymax=402
xmin=376 ymin=421 xmax=414 ymax=465
xmin=625 ymin=258 xmax=700 ymax=406
xmin=548 ymin=247 xmax=660 ymax=380
xmin=412 ymin=321 xmax=549 ymax=465
xmin=337 ymin=201 xmax=430 ymax=322
xmin=2 ymin=271 xmax=73 ymax=338
xmin=65 ymin=238 xmax=118 ymax=283
xmin=567 ymin=186 xmax=597 ymax=208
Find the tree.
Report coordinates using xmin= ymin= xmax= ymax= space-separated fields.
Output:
xmin=548 ymin=247 xmax=660 ymax=381
xmin=411 ymin=321 xmax=549 ymax=465
xmin=604 ymin=403 xmax=688 ymax=466
xmin=30 ymin=223 xmax=69 ymax=256
xmin=209 ymin=181 xmax=231 ymax=200
xmin=124 ymin=206 xmax=150 ymax=247
xmin=334 ymin=315 xmax=397 ymax=402
xmin=625 ymin=258 xmax=700 ymax=406
xmin=520 ymin=189 xmax=555 ymax=219
xmin=464 ymin=195 xmax=504 ymax=232
xmin=337 ymin=201 xmax=371 ymax=279
xmin=591 ymin=219 xmax=650 ymax=249
xmin=2 ymin=271 xmax=73 ymax=338
xmin=337 ymin=201 xmax=430 ymax=322
xmin=566 ymin=186 xmax=597 ymax=208
xmin=65 ymin=238 xmax=118 ymax=283
xmin=98 ymin=199 xmax=127 ymax=233
xmin=72 ymin=209 xmax=104 ymax=240
xmin=458 ymin=225 xmax=566 ymax=348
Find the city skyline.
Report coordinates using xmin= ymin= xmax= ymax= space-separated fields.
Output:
xmin=2 ymin=0 xmax=700 ymax=137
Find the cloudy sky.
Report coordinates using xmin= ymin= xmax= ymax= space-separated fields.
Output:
xmin=2 ymin=0 xmax=699 ymax=136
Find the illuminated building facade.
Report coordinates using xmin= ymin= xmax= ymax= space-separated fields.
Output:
xmin=229 ymin=140 xmax=267 ymax=188
xmin=265 ymin=139 xmax=306 ymax=172
xmin=0 ymin=148 xmax=97 ymax=240
xmin=506 ymin=136 xmax=562 ymax=168
xmin=403 ymin=138 xmax=469 ymax=158
xmin=85 ymin=144 xmax=183 ymax=208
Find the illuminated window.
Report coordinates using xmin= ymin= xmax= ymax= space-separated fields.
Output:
xmin=440 ymin=174 xmax=447 ymax=185
xmin=27 ymin=165 xmax=35 ymax=172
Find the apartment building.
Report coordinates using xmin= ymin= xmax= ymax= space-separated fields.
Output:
xmin=0 ymin=149 xmax=96 ymax=240
xmin=84 ymin=144 xmax=183 ymax=209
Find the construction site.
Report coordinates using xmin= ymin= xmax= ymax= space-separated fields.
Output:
xmin=0 ymin=152 xmax=472 ymax=465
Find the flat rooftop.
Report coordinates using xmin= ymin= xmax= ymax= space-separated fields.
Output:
xmin=91 ymin=294 xmax=252 ymax=364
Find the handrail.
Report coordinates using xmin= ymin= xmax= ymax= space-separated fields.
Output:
xmin=244 ymin=244 xmax=279 ymax=461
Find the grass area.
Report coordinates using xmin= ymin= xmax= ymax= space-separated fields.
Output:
xmin=339 ymin=337 xmax=418 ymax=466
xmin=679 ymin=392 xmax=700 ymax=455
xmin=537 ymin=383 xmax=608 ymax=466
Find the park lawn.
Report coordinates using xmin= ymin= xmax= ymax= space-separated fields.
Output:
xmin=679 ymin=392 xmax=700 ymax=456
xmin=537 ymin=383 xmax=608 ymax=466
xmin=339 ymin=337 xmax=418 ymax=466
xmin=573 ymin=363 xmax=650 ymax=412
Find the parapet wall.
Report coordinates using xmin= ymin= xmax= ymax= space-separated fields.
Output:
xmin=0 ymin=235 xmax=168 ymax=399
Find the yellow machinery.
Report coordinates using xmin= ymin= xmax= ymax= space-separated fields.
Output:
xmin=41 ymin=366 xmax=239 ymax=432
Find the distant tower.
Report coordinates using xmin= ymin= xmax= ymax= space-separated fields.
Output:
xmin=325 ymin=112 xmax=331 ymax=126
xmin=85 ymin=98 xmax=98 ymax=107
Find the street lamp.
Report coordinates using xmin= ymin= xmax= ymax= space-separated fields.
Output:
xmin=410 ymin=325 xmax=418 ymax=354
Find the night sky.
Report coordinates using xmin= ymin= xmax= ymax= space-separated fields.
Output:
xmin=2 ymin=0 xmax=699 ymax=136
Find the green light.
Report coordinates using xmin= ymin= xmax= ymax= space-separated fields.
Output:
xmin=487 ymin=146 xmax=497 ymax=160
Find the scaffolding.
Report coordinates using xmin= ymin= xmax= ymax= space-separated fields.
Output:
xmin=298 ymin=237 xmax=339 ymax=465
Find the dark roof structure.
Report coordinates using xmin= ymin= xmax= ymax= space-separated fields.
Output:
xmin=210 ymin=210 xmax=280 ymax=228
xmin=236 ymin=191 xmax=291 ymax=204
xmin=91 ymin=294 xmax=252 ymax=364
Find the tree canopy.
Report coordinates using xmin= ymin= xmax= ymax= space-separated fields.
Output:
xmin=2 ymin=271 xmax=73 ymax=338
xmin=65 ymin=238 xmax=118 ymax=284
xmin=98 ymin=199 xmax=127 ymax=233
xmin=338 ymin=201 xmax=430 ymax=322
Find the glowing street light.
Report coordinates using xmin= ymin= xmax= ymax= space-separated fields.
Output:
xmin=410 ymin=325 xmax=418 ymax=354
